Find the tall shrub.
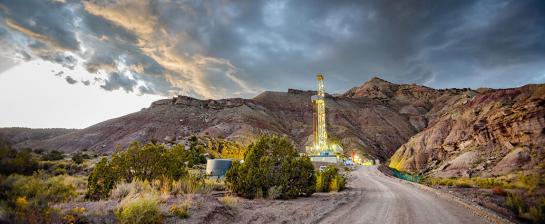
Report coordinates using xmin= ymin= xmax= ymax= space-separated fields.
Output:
xmin=225 ymin=135 xmax=316 ymax=199
xmin=86 ymin=142 xmax=191 ymax=199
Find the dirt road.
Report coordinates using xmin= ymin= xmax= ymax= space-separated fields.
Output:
xmin=317 ymin=166 xmax=491 ymax=224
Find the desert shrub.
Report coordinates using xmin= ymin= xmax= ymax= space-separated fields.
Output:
xmin=110 ymin=181 xmax=135 ymax=200
xmin=329 ymin=174 xmax=346 ymax=192
xmin=506 ymin=192 xmax=526 ymax=215
xmin=0 ymin=146 xmax=39 ymax=175
xmin=515 ymin=173 xmax=542 ymax=193
xmin=86 ymin=142 xmax=193 ymax=199
xmin=71 ymin=152 xmax=89 ymax=165
xmin=316 ymin=166 xmax=346 ymax=192
xmin=169 ymin=201 xmax=190 ymax=219
xmin=506 ymin=193 xmax=545 ymax=223
xmin=115 ymin=194 xmax=161 ymax=224
xmin=526 ymin=197 xmax=545 ymax=223
xmin=86 ymin=158 xmax=117 ymax=200
xmin=41 ymin=150 xmax=64 ymax=161
xmin=225 ymin=135 xmax=316 ymax=199
xmin=218 ymin=195 xmax=238 ymax=208
xmin=426 ymin=177 xmax=506 ymax=189
xmin=170 ymin=175 xmax=212 ymax=195
xmin=0 ymin=172 xmax=77 ymax=223
xmin=62 ymin=207 xmax=87 ymax=224
xmin=204 ymin=178 xmax=226 ymax=191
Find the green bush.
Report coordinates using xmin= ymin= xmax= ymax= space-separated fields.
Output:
xmin=115 ymin=194 xmax=162 ymax=224
xmin=316 ymin=166 xmax=346 ymax=192
xmin=526 ymin=197 xmax=545 ymax=223
xmin=225 ymin=135 xmax=316 ymax=199
xmin=87 ymin=142 xmax=197 ymax=200
xmin=86 ymin=158 xmax=117 ymax=200
xmin=506 ymin=192 xmax=526 ymax=215
xmin=0 ymin=172 xmax=77 ymax=223
xmin=0 ymin=146 xmax=39 ymax=176
xmin=41 ymin=150 xmax=64 ymax=161
xmin=71 ymin=152 xmax=89 ymax=165
xmin=506 ymin=193 xmax=545 ymax=223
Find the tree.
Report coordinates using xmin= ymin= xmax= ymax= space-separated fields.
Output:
xmin=225 ymin=135 xmax=316 ymax=199
xmin=86 ymin=142 xmax=191 ymax=199
xmin=0 ymin=146 xmax=39 ymax=175
xmin=86 ymin=158 xmax=116 ymax=200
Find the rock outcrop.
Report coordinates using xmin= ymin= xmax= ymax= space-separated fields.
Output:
xmin=389 ymin=84 xmax=545 ymax=178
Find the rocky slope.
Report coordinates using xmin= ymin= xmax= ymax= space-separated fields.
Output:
xmin=389 ymin=84 xmax=545 ymax=178
xmin=13 ymin=78 xmax=473 ymax=160
xmin=0 ymin=127 xmax=77 ymax=146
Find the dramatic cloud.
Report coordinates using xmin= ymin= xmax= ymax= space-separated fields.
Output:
xmin=0 ymin=0 xmax=544 ymax=98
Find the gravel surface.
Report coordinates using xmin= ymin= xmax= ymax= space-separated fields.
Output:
xmin=317 ymin=166 xmax=495 ymax=224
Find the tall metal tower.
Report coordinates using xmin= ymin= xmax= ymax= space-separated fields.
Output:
xmin=311 ymin=74 xmax=328 ymax=154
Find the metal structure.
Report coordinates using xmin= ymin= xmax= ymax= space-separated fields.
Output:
xmin=206 ymin=159 xmax=232 ymax=177
xmin=306 ymin=74 xmax=342 ymax=157
xmin=313 ymin=74 xmax=328 ymax=152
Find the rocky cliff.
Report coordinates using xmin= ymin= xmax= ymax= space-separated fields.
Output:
xmin=389 ymin=84 xmax=545 ymax=178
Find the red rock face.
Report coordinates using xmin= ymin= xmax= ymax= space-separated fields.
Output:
xmin=389 ymin=84 xmax=545 ymax=178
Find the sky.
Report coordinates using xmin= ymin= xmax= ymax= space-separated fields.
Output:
xmin=0 ymin=0 xmax=544 ymax=128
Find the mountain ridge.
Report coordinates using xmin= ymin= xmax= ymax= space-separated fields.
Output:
xmin=8 ymin=78 xmax=545 ymax=175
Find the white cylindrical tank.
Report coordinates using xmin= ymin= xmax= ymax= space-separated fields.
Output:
xmin=206 ymin=159 xmax=233 ymax=177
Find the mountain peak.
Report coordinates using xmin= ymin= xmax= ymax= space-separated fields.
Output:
xmin=366 ymin=76 xmax=392 ymax=85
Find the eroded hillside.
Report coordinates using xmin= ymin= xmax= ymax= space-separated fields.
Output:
xmin=389 ymin=84 xmax=545 ymax=178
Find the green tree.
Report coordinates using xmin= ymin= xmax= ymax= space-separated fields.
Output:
xmin=86 ymin=142 xmax=191 ymax=199
xmin=225 ymin=135 xmax=316 ymax=199
xmin=0 ymin=146 xmax=39 ymax=175
xmin=86 ymin=158 xmax=117 ymax=200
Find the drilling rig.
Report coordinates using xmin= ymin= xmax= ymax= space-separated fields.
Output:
xmin=306 ymin=74 xmax=342 ymax=161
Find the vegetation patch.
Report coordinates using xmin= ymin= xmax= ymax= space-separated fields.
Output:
xmin=0 ymin=172 xmax=79 ymax=223
xmin=115 ymin=194 xmax=162 ymax=224
xmin=225 ymin=135 xmax=316 ymax=199
xmin=170 ymin=202 xmax=190 ymax=219
xmin=505 ymin=193 xmax=545 ymax=223
xmin=316 ymin=165 xmax=346 ymax=192
xmin=86 ymin=141 xmax=207 ymax=199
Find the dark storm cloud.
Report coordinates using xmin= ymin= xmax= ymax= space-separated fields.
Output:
xmin=65 ymin=75 xmax=78 ymax=84
xmin=100 ymin=72 xmax=137 ymax=92
xmin=0 ymin=0 xmax=544 ymax=98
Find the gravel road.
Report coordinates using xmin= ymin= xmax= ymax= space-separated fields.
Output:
xmin=317 ymin=166 xmax=490 ymax=224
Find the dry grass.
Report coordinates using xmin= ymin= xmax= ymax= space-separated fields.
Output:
xmin=219 ymin=195 xmax=238 ymax=208
xmin=426 ymin=173 xmax=543 ymax=192
xmin=115 ymin=193 xmax=161 ymax=224
xmin=170 ymin=200 xmax=191 ymax=219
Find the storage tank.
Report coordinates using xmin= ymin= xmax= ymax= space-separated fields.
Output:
xmin=206 ymin=159 xmax=233 ymax=177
